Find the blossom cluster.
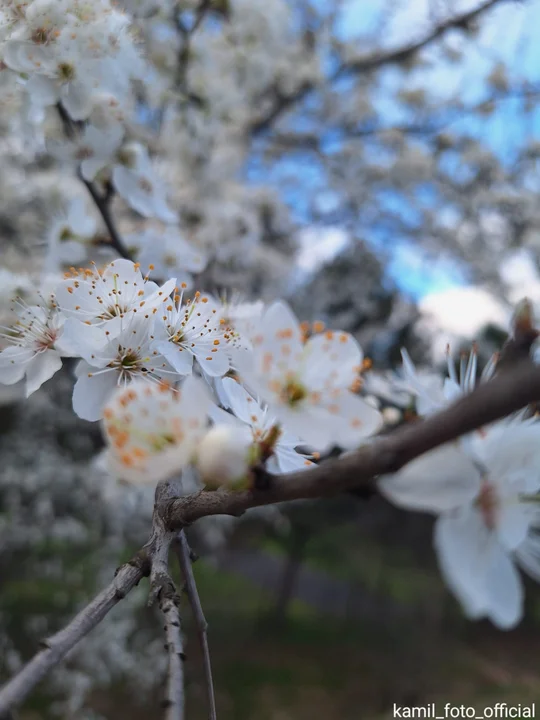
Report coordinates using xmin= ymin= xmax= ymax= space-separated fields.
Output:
xmin=0 ymin=258 xmax=382 ymax=488
xmin=0 ymin=0 xmax=206 ymax=283
xmin=0 ymin=0 xmax=142 ymax=120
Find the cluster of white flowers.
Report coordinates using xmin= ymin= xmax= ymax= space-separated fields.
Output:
xmin=0 ymin=0 xmax=143 ymax=120
xmin=0 ymin=258 xmax=383 ymax=489
xmin=3 ymin=244 xmax=540 ymax=631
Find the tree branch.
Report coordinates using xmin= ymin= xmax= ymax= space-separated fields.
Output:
xmin=56 ymin=102 xmax=134 ymax=262
xmin=174 ymin=532 xmax=217 ymax=720
xmin=78 ymin=171 xmax=134 ymax=262
xmin=159 ymin=578 xmax=185 ymax=720
xmin=0 ymin=554 xmax=150 ymax=718
xmin=250 ymin=0 xmax=513 ymax=135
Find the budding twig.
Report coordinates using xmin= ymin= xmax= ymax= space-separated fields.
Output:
xmin=174 ymin=531 xmax=217 ymax=720
xmin=163 ymin=359 xmax=540 ymax=529
xmin=159 ymin=579 xmax=185 ymax=720
xmin=0 ymin=557 xmax=150 ymax=717
xmin=77 ymin=170 xmax=134 ymax=262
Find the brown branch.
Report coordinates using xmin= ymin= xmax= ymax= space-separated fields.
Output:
xmin=163 ymin=358 xmax=540 ymax=529
xmin=159 ymin=579 xmax=185 ymax=720
xmin=174 ymin=532 xmax=217 ymax=720
xmin=0 ymin=555 xmax=150 ymax=718
xmin=55 ymin=102 xmax=134 ymax=262
xmin=78 ymin=171 xmax=134 ymax=261
xmin=250 ymin=0 xmax=512 ymax=135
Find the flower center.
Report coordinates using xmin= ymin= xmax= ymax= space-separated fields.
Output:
xmin=57 ymin=62 xmax=76 ymax=82
xmin=120 ymin=351 xmax=140 ymax=369
xmin=281 ymin=379 xmax=307 ymax=407
xmin=31 ymin=27 xmax=49 ymax=44
xmin=477 ymin=478 xmax=498 ymax=530
xmin=59 ymin=226 xmax=74 ymax=242
xmin=116 ymin=147 xmax=137 ymax=168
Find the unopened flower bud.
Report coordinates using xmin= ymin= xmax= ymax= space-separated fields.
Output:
xmin=196 ymin=425 xmax=256 ymax=490
xmin=382 ymin=407 xmax=401 ymax=425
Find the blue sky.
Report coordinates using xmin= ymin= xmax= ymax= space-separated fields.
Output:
xmin=323 ymin=0 xmax=540 ymax=299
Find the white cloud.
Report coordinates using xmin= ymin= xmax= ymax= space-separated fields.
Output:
xmin=296 ymin=227 xmax=349 ymax=274
xmin=418 ymin=286 xmax=510 ymax=360
xmin=499 ymin=249 xmax=540 ymax=304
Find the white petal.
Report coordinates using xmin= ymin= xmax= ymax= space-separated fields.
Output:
xmin=216 ymin=378 xmax=256 ymax=425
xmin=316 ymin=391 xmax=383 ymax=448
xmin=154 ymin=340 xmax=194 ymax=375
xmin=516 ymin=532 xmax=540 ymax=583
xmin=244 ymin=300 xmax=303 ymax=379
xmin=25 ymin=351 xmax=62 ymax=397
xmin=61 ymin=81 xmax=93 ymax=121
xmin=0 ymin=346 xmax=33 ymax=384
xmin=80 ymin=156 xmax=107 ymax=182
xmin=488 ymin=422 xmax=540 ymax=490
xmin=191 ymin=343 xmax=230 ymax=377
xmin=59 ymin=318 xmax=108 ymax=359
xmin=303 ymin=331 xmax=362 ymax=390
xmin=380 ymin=443 xmax=481 ymax=513
xmin=72 ymin=371 xmax=118 ymax=421
xmin=483 ymin=539 xmax=523 ymax=629
xmin=434 ymin=510 xmax=490 ymax=620
xmin=25 ymin=74 xmax=59 ymax=106
xmin=435 ymin=510 xmax=523 ymax=629
xmin=273 ymin=445 xmax=313 ymax=473
xmin=208 ymin=403 xmax=244 ymax=428
xmin=496 ymin=500 xmax=532 ymax=551
xmin=271 ymin=403 xmax=336 ymax=453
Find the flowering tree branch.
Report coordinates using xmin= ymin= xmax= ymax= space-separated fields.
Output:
xmin=174 ymin=532 xmax=217 ymax=720
xmin=163 ymin=357 xmax=540 ymax=529
xmin=2 ymin=350 xmax=538 ymax=717
xmin=250 ymin=0 xmax=514 ymax=135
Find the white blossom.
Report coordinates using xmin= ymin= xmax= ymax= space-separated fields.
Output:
xmin=152 ymin=290 xmax=230 ymax=378
xmin=48 ymin=123 xmax=124 ymax=182
xmin=209 ymin=377 xmax=313 ymax=474
xmin=112 ymin=143 xmax=176 ymax=223
xmin=0 ymin=298 xmax=73 ymax=397
xmin=237 ymin=301 xmax=383 ymax=452
xmin=55 ymin=259 xmax=176 ymax=338
xmin=44 ymin=197 xmax=97 ymax=272
xmin=70 ymin=312 xmax=181 ymax=421
xmin=380 ymin=421 xmax=540 ymax=629
xmin=102 ymin=375 xmax=211 ymax=484
xmin=127 ymin=227 xmax=206 ymax=288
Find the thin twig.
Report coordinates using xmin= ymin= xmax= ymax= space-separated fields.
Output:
xmin=56 ymin=102 xmax=134 ymax=261
xmin=174 ymin=531 xmax=217 ymax=720
xmin=250 ymin=0 xmax=510 ymax=135
xmin=0 ymin=555 xmax=150 ymax=717
xmin=78 ymin=170 xmax=134 ymax=261
xmin=159 ymin=580 xmax=185 ymax=720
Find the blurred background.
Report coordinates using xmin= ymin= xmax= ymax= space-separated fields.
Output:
xmin=2 ymin=0 xmax=540 ymax=717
